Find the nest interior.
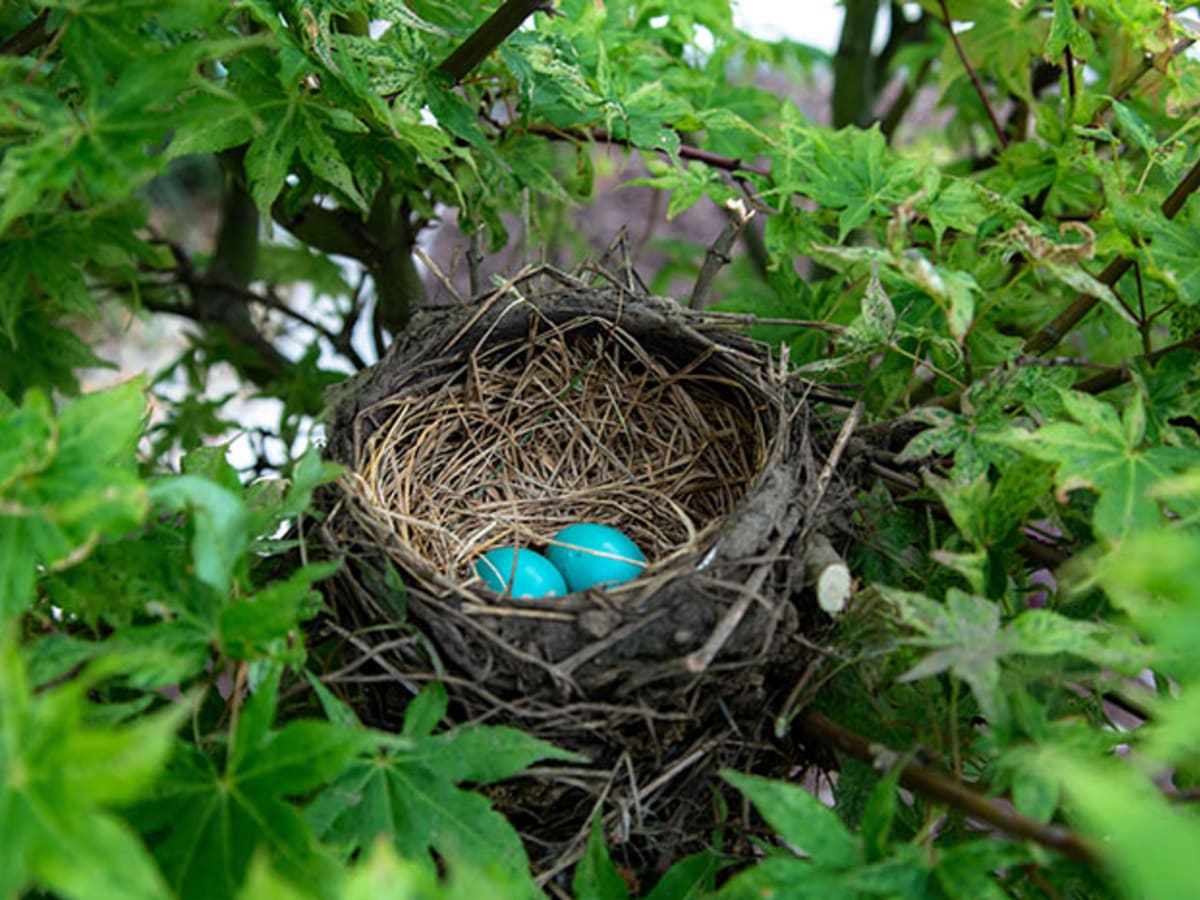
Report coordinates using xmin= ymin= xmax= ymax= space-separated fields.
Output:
xmin=316 ymin=263 xmax=851 ymax=879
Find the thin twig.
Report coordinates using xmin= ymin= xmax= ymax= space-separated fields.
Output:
xmin=697 ymin=309 xmax=845 ymax=335
xmin=795 ymin=709 xmax=1100 ymax=866
xmin=523 ymin=123 xmax=771 ymax=179
xmin=1100 ymin=36 xmax=1196 ymax=115
xmin=1074 ymin=328 xmax=1200 ymax=395
xmin=936 ymin=0 xmax=1008 ymax=150
xmin=22 ymin=15 xmax=66 ymax=85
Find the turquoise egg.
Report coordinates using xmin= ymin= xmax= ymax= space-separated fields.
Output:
xmin=473 ymin=547 xmax=567 ymax=598
xmin=546 ymin=524 xmax=647 ymax=592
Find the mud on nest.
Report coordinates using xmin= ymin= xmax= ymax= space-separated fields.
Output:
xmin=315 ymin=262 xmax=855 ymax=880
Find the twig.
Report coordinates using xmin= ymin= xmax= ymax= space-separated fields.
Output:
xmin=1074 ymin=328 xmax=1200 ymax=395
xmin=1100 ymin=36 xmax=1196 ymax=116
xmin=467 ymin=226 xmax=484 ymax=298
xmin=142 ymin=236 xmax=368 ymax=370
xmin=794 ymin=709 xmax=1100 ymax=866
xmin=689 ymin=199 xmax=754 ymax=309
xmin=1024 ymin=155 xmax=1200 ymax=355
xmin=695 ymin=309 xmax=845 ymax=335
xmin=683 ymin=402 xmax=864 ymax=673
xmin=22 ymin=15 xmax=66 ymax=85
xmin=414 ymin=244 xmax=466 ymax=305
xmin=936 ymin=0 xmax=1008 ymax=150
xmin=523 ymin=123 xmax=771 ymax=180
xmin=438 ymin=0 xmax=557 ymax=83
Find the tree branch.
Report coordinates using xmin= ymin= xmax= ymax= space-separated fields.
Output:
xmin=689 ymin=200 xmax=754 ymax=309
xmin=273 ymin=199 xmax=379 ymax=261
xmin=1074 ymin=328 xmax=1200 ymax=396
xmin=438 ymin=0 xmax=557 ymax=83
xmin=523 ymin=123 xmax=771 ymax=179
xmin=0 ymin=9 xmax=51 ymax=57
xmin=794 ymin=709 xmax=1100 ymax=866
xmin=366 ymin=185 xmax=427 ymax=335
xmin=1024 ymin=155 xmax=1200 ymax=356
xmin=936 ymin=0 xmax=1008 ymax=150
xmin=832 ymin=0 xmax=881 ymax=129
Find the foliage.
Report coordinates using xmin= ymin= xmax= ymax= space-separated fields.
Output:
xmin=4 ymin=0 xmax=1200 ymax=897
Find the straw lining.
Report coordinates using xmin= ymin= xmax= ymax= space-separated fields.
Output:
xmin=355 ymin=312 xmax=769 ymax=593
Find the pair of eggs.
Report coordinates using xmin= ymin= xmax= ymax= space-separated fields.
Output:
xmin=473 ymin=524 xmax=647 ymax=599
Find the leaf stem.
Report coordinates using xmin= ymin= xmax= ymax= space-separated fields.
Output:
xmin=794 ymin=709 xmax=1101 ymax=866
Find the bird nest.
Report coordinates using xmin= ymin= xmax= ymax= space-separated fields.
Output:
xmin=314 ymin=261 xmax=856 ymax=882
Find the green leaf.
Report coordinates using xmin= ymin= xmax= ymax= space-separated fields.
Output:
xmin=135 ymin=678 xmax=366 ymax=899
xmin=573 ymin=813 xmax=630 ymax=900
xmin=0 ymin=382 xmax=149 ymax=619
xmin=643 ymin=851 xmax=721 ymax=900
xmin=1044 ymin=0 xmax=1095 ymax=62
xmin=722 ymin=770 xmax=861 ymax=868
xmin=311 ymin=752 xmax=538 ymax=893
xmin=219 ymin=562 xmax=336 ymax=660
xmin=244 ymin=100 xmax=299 ymax=222
xmin=771 ymin=124 xmax=922 ymax=241
xmin=0 ymin=635 xmax=184 ymax=900
xmin=310 ymin=711 xmax=573 ymax=895
xmin=1045 ymin=751 xmax=1200 ymax=900
xmin=402 ymin=681 xmax=448 ymax=738
xmin=1093 ymin=529 xmax=1200 ymax=676
xmin=933 ymin=841 xmax=1033 ymax=900
xmin=411 ymin=725 xmax=587 ymax=785
xmin=149 ymin=475 xmax=251 ymax=595
xmin=1003 ymin=387 xmax=1198 ymax=540
xmin=1135 ymin=198 xmax=1200 ymax=305
xmin=714 ymin=857 xmax=855 ymax=899
xmin=886 ymin=587 xmax=1007 ymax=723
xmin=860 ymin=760 xmax=904 ymax=862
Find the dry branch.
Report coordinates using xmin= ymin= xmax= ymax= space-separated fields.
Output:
xmin=689 ymin=200 xmax=755 ymax=310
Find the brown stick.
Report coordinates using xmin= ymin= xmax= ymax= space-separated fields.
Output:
xmin=795 ymin=709 xmax=1100 ymax=866
xmin=1074 ymin=328 xmax=1200 ymax=395
xmin=689 ymin=200 xmax=754 ymax=309
xmin=1023 ymin=155 xmax=1200 ymax=355
xmin=0 ymin=9 xmax=51 ymax=57
xmin=936 ymin=0 xmax=1008 ymax=150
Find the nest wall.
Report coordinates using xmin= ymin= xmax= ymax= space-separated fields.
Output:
xmin=316 ymin=264 xmax=848 ymax=875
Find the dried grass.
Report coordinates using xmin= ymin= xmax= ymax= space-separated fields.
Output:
xmin=354 ymin=312 xmax=768 ymax=588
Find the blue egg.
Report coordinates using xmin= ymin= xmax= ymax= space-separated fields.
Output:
xmin=546 ymin=524 xmax=647 ymax=592
xmin=473 ymin=547 xmax=567 ymax=598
